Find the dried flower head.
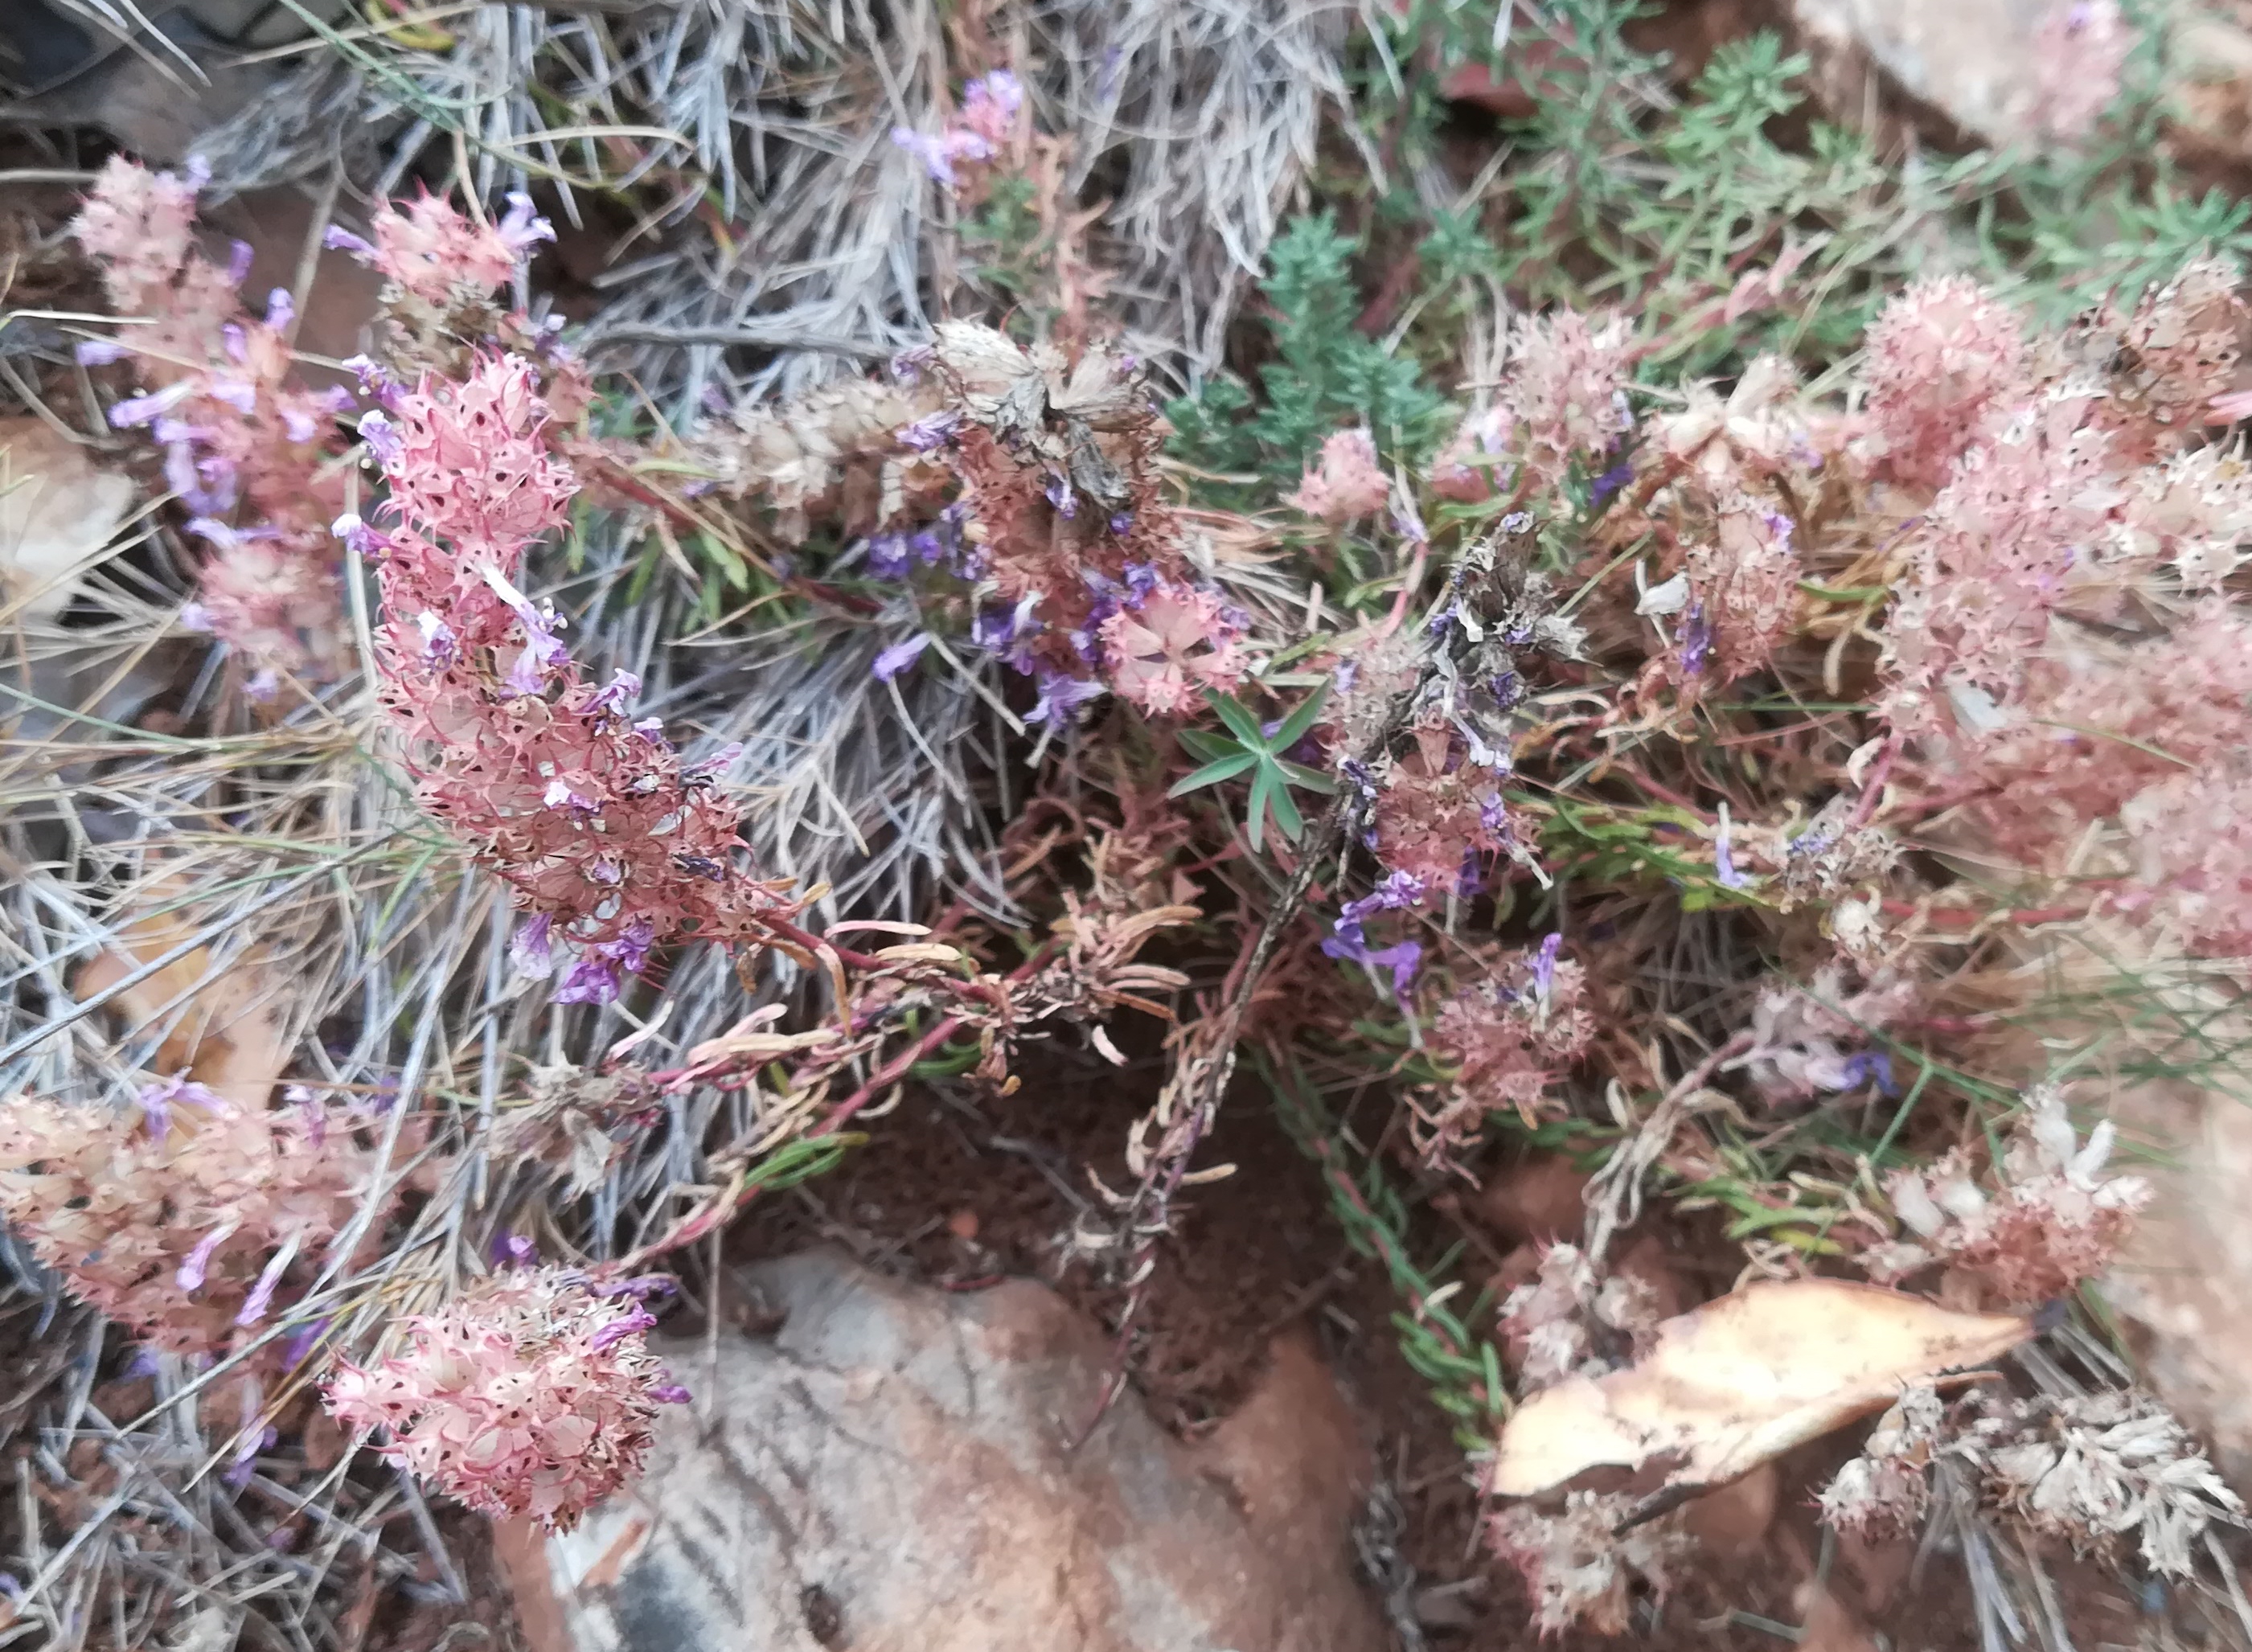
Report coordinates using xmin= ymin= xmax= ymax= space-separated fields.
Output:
xmin=1679 ymin=495 xmax=1799 ymax=687
xmin=1489 ymin=1491 xmax=1689 ymax=1635
xmin=1816 ymin=1385 xmax=1944 ymax=1539
xmin=1971 ymin=1390 xmax=2243 ymax=1576
xmin=1866 ymin=1088 xmax=2151 ymax=1302
xmin=356 ymin=353 xmax=801 ymax=1000
xmin=324 ymin=1265 xmax=685 ymax=1531
xmin=0 ymin=1082 xmax=388 ymax=1353
xmin=72 ymin=159 xmax=356 ymax=681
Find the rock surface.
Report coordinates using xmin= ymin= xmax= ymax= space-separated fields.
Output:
xmin=2106 ymin=1080 xmax=2252 ymax=1486
xmin=510 ymin=1250 xmax=1389 ymax=1652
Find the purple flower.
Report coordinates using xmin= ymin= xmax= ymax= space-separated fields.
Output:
xmin=1478 ymin=791 xmax=1512 ymax=837
xmin=1531 ymin=932 xmax=1562 ymax=1000
xmin=586 ymin=668 xmax=642 ymax=716
xmin=331 ymin=512 xmax=382 ymax=556
xmin=75 ymin=338 xmax=129 ymax=366
xmin=590 ymin=1309 xmax=658 ymax=1352
xmin=544 ymin=777 xmax=599 ymax=813
xmin=498 ymin=191 xmax=556 ymax=252
xmin=180 ymin=601 xmax=215 ymax=634
xmin=135 ymin=1076 xmax=223 ymax=1142
xmin=1391 ymin=493 xmax=1428 ymax=544
xmin=176 ymin=1226 xmax=232 ymax=1293
xmin=511 ymin=914 xmax=556 ymax=978
xmin=605 ymin=917 xmax=656 ymax=977
xmin=339 ymin=353 xmax=400 ymax=409
xmin=681 ymin=742 xmax=744 ymax=780
xmin=263 ymin=289 xmax=295 ymax=330
xmin=1839 ymin=1050 xmax=1898 ymax=1097
xmin=281 ymin=407 xmax=319 ymax=444
xmin=1679 ymin=601 xmax=1712 ymax=677
xmin=1322 ymin=915 xmax=1423 ymax=993
xmin=1364 ymin=941 xmax=1423 ymax=992
xmin=1108 ymin=512 xmax=1134 ymax=537
xmin=873 ymin=633 xmax=933 ymax=682
xmin=650 ymin=1382 xmax=692 ymax=1404
xmin=1044 ymin=474 xmax=1077 ymax=519
xmin=493 ymin=1232 xmax=538 ymax=1267
xmin=416 ymin=610 xmax=459 ymax=666
xmin=892 ymin=127 xmax=962 ymax=186
xmin=891 ymin=344 xmax=935 ymax=383
xmin=589 ymin=857 xmax=623 ymax=886
xmin=226 ymin=240 xmax=254 ymax=285
xmin=1714 ymin=813 xmax=1750 ymax=890
xmin=1027 ymin=669 xmax=1105 ymax=725
xmin=246 ymin=669 xmax=281 ymax=703
xmin=322 ymin=225 xmax=376 ymax=259
xmin=898 ymin=409 xmax=962 ymax=452
xmin=482 ymin=565 xmax=571 ymax=687
xmin=235 ymin=1240 xmax=298 ymax=1326
xmin=109 ymin=382 xmax=194 ymax=428
xmin=965 ymin=69 xmax=1024 ymax=119
xmin=553 ymin=957 xmax=623 ymax=1006
xmin=1590 ymin=460 xmax=1635 ymax=506
xmin=224 ymin=1425 xmax=277 ymax=1488
xmin=358 ymin=408 xmax=402 ymax=466
xmin=972 ymin=595 xmax=1043 ymax=667
xmin=1341 ymin=870 xmax=1428 ymax=924
xmin=864 ymin=531 xmax=915 ymax=580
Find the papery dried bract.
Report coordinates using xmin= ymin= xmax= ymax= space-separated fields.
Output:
xmin=1489 ymin=1279 xmax=2029 ymax=1502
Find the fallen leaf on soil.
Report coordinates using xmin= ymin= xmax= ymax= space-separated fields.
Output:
xmin=1491 ymin=1278 xmax=2029 ymax=1502
xmin=73 ymin=873 xmax=292 ymax=1109
xmin=0 ymin=416 xmax=134 ymax=624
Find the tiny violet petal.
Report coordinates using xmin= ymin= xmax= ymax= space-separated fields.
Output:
xmin=872 ymin=633 xmax=933 ymax=682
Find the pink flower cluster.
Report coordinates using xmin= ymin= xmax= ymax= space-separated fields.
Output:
xmin=1861 ymin=275 xmax=2026 ymax=490
xmin=1677 ymin=493 xmax=1800 ymax=689
xmin=325 ymin=191 xmax=553 ymax=311
xmin=1098 ymin=581 xmax=1249 ymax=713
xmin=1862 ymin=1088 xmax=2152 ymax=1304
xmin=1416 ymin=937 xmax=1594 ymax=1164
xmin=2029 ymin=1 xmax=2133 ymax=145
xmin=1859 ymin=266 xmax=2252 ymax=954
xmin=892 ymin=70 xmax=1023 ymax=190
xmin=0 ymin=1079 xmax=386 ymax=1353
xmin=323 ymin=1266 xmax=686 ymax=1531
xmin=344 ymin=355 xmax=801 ymax=1004
xmin=1289 ymin=428 xmax=1391 ymax=524
xmin=1501 ymin=309 xmax=1635 ymax=498
xmin=71 ymin=158 xmax=358 ymax=687
xmin=1371 ymin=721 xmax=1520 ymax=893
